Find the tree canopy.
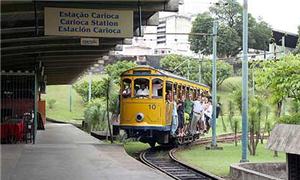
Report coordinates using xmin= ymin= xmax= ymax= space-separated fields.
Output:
xmin=104 ymin=60 xmax=136 ymax=82
xmin=74 ymin=60 xmax=135 ymax=103
xmin=160 ymin=54 xmax=233 ymax=87
xmin=256 ymin=55 xmax=300 ymax=103
xmin=189 ymin=0 xmax=272 ymax=58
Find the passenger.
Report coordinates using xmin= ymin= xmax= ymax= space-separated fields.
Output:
xmin=216 ymin=102 xmax=221 ymax=121
xmin=184 ymin=94 xmax=194 ymax=120
xmin=201 ymin=96 xmax=209 ymax=131
xmin=177 ymin=96 xmax=185 ymax=137
xmin=122 ymin=84 xmax=131 ymax=98
xmin=152 ymin=81 xmax=163 ymax=97
xmin=166 ymin=91 xmax=172 ymax=103
xmin=203 ymin=99 xmax=212 ymax=133
xmin=184 ymin=94 xmax=193 ymax=134
xmin=136 ymin=84 xmax=149 ymax=96
xmin=171 ymin=94 xmax=178 ymax=136
xmin=190 ymin=95 xmax=203 ymax=135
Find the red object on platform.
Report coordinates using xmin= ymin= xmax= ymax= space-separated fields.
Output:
xmin=1 ymin=120 xmax=24 ymax=142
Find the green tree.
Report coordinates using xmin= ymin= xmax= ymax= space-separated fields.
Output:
xmin=105 ymin=60 xmax=136 ymax=82
xmin=248 ymin=96 xmax=264 ymax=156
xmin=189 ymin=0 xmax=272 ymax=57
xmin=160 ymin=54 xmax=233 ymax=87
xmin=73 ymin=79 xmax=106 ymax=103
xmin=201 ymin=60 xmax=233 ymax=87
xmin=256 ymin=55 xmax=300 ymax=118
xmin=84 ymin=99 xmax=106 ymax=132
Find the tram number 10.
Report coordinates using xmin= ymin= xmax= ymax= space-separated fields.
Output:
xmin=148 ymin=104 xmax=156 ymax=110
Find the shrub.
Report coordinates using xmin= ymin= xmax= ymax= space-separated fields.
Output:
xmin=47 ymin=99 xmax=56 ymax=109
xmin=278 ymin=113 xmax=300 ymax=125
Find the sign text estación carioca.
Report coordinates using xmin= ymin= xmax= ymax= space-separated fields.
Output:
xmin=44 ymin=7 xmax=133 ymax=38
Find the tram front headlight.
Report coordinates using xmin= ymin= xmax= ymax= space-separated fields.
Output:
xmin=136 ymin=113 xmax=144 ymax=122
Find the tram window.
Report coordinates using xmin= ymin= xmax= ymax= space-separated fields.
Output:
xmin=152 ymin=79 xmax=163 ymax=98
xmin=166 ymin=82 xmax=173 ymax=101
xmin=174 ymin=84 xmax=178 ymax=96
xmin=134 ymin=78 xmax=149 ymax=97
xmin=122 ymin=79 xmax=132 ymax=98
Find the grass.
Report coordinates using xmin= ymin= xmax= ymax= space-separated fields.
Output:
xmin=175 ymin=142 xmax=285 ymax=177
xmin=43 ymin=85 xmax=85 ymax=123
xmin=123 ymin=141 xmax=150 ymax=158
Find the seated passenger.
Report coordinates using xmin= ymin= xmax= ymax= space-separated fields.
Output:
xmin=152 ymin=81 xmax=163 ymax=97
xmin=136 ymin=84 xmax=149 ymax=96
xmin=122 ymin=85 xmax=131 ymax=97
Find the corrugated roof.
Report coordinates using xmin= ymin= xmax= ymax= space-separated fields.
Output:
xmin=267 ymin=124 xmax=300 ymax=155
xmin=1 ymin=0 xmax=179 ymax=85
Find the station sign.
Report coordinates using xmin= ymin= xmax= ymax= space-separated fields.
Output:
xmin=80 ymin=38 xmax=99 ymax=46
xmin=44 ymin=7 xmax=133 ymax=38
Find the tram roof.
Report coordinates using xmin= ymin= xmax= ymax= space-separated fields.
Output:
xmin=122 ymin=66 xmax=210 ymax=88
xmin=1 ymin=0 xmax=179 ymax=85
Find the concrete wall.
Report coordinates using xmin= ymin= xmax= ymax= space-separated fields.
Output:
xmin=230 ymin=162 xmax=287 ymax=180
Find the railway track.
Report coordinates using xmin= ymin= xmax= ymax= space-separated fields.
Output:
xmin=140 ymin=146 xmax=222 ymax=180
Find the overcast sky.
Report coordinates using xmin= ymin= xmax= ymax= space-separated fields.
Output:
xmin=179 ymin=0 xmax=300 ymax=34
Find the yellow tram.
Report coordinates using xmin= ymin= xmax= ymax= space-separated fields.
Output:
xmin=119 ymin=66 xmax=210 ymax=146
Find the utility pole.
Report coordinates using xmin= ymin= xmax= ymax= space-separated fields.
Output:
xmin=252 ymin=62 xmax=255 ymax=97
xmin=241 ymin=0 xmax=249 ymax=162
xmin=88 ymin=71 xmax=92 ymax=102
xmin=187 ymin=58 xmax=190 ymax=80
xmin=69 ymin=85 xmax=72 ymax=112
xmin=198 ymin=51 xmax=204 ymax=83
xmin=211 ymin=20 xmax=218 ymax=148
xmin=199 ymin=53 xmax=201 ymax=83
xmin=281 ymin=35 xmax=286 ymax=115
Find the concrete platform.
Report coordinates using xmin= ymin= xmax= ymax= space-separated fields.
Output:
xmin=1 ymin=122 xmax=171 ymax=180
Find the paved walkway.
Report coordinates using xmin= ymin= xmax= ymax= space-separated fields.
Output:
xmin=1 ymin=122 xmax=171 ymax=180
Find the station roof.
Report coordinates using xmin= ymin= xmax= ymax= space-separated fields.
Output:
xmin=1 ymin=0 xmax=179 ymax=85
xmin=272 ymin=30 xmax=299 ymax=49
xmin=267 ymin=124 xmax=300 ymax=155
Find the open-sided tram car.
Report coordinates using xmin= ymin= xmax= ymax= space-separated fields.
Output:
xmin=119 ymin=66 xmax=210 ymax=146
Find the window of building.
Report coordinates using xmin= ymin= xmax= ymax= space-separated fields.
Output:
xmin=157 ymin=41 xmax=166 ymax=44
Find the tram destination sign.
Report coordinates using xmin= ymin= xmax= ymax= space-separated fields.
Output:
xmin=44 ymin=7 xmax=133 ymax=38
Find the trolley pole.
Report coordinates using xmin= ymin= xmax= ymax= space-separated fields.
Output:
xmin=88 ymin=71 xmax=92 ymax=102
xmin=211 ymin=20 xmax=218 ymax=147
xmin=241 ymin=0 xmax=249 ymax=162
